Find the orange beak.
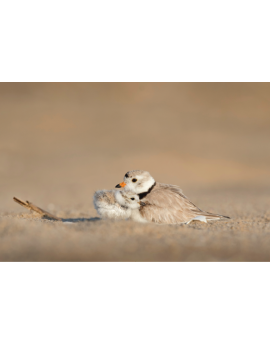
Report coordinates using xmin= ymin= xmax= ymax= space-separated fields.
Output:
xmin=115 ymin=182 xmax=126 ymax=188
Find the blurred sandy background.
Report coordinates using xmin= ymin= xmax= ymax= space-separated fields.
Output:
xmin=0 ymin=83 xmax=270 ymax=261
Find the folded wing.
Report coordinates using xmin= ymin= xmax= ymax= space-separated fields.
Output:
xmin=140 ymin=183 xmax=230 ymax=224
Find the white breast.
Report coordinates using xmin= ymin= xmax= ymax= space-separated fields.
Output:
xmin=130 ymin=209 xmax=149 ymax=223
xmin=97 ymin=203 xmax=131 ymax=219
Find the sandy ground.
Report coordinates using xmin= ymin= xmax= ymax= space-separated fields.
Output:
xmin=0 ymin=83 xmax=270 ymax=261
xmin=1 ymin=187 xmax=270 ymax=261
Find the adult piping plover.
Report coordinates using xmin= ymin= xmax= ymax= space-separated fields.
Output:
xmin=93 ymin=189 xmax=132 ymax=220
xmin=115 ymin=170 xmax=230 ymax=224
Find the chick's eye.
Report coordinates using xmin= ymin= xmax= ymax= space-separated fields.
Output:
xmin=132 ymin=178 xmax=137 ymax=183
xmin=131 ymin=198 xmax=135 ymax=201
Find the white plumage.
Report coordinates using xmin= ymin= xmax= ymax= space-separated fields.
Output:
xmin=93 ymin=189 xmax=131 ymax=220
xmin=115 ymin=191 xmax=148 ymax=223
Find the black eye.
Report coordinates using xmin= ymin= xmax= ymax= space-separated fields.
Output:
xmin=131 ymin=198 xmax=135 ymax=201
xmin=132 ymin=178 xmax=137 ymax=183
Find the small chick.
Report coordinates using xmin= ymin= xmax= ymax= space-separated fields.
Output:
xmin=115 ymin=190 xmax=148 ymax=223
xmin=93 ymin=189 xmax=131 ymax=220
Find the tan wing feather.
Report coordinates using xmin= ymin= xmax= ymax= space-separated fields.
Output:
xmin=140 ymin=183 xmax=230 ymax=224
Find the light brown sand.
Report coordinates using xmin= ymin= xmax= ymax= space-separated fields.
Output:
xmin=1 ymin=187 xmax=270 ymax=261
xmin=1 ymin=83 xmax=270 ymax=261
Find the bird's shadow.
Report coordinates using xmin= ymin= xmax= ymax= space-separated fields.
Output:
xmin=43 ymin=216 xmax=101 ymax=223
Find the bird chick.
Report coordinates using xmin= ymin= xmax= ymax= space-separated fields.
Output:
xmin=93 ymin=189 xmax=131 ymax=220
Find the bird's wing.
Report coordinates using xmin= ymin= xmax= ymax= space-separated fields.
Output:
xmin=140 ymin=184 xmax=229 ymax=224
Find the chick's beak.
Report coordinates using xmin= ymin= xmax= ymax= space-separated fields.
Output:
xmin=115 ymin=182 xmax=126 ymax=188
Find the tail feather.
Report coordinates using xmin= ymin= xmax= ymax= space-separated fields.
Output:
xmin=186 ymin=211 xmax=230 ymax=224
xmin=204 ymin=212 xmax=230 ymax=220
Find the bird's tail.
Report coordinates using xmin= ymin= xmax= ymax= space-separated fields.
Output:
xmin=201 ymin=211 xmax=230 ymax=221
xmin=186 ymin=211 xmax=230 ymax=224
